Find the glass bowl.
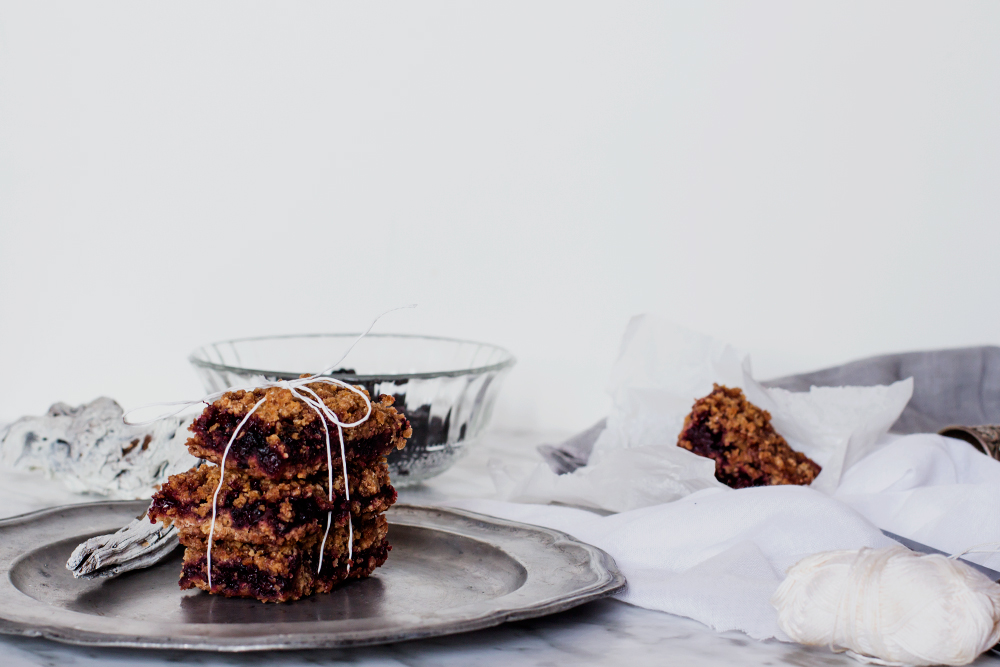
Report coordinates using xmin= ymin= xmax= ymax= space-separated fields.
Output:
xmin=188 ymin=334 xmax=515 ymax=485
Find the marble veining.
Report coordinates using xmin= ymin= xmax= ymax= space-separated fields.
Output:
xmin=4 ymin=599 xmax=999 ymax=667
xmin=0 ymin=431 xmax=998 ymax=667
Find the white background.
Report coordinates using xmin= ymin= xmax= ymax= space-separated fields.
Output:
xmin=1 ymin=2 xmax=999 ymax=432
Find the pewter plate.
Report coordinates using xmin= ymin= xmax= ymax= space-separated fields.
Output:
xmin=0 ymin=501 xmax=624 ymax=651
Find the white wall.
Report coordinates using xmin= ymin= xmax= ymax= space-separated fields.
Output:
xmin=2 ymin=2 xmax=999 ymax=433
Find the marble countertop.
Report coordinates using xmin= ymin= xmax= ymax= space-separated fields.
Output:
xmin=1 ymin=431 xmax=998 ymax=667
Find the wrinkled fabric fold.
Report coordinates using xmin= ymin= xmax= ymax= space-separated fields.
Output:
xmin=457 ymin=433 xmax=1000 ymax=641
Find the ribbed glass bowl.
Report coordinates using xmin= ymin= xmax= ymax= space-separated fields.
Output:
xmin=188 ymin=334 xmax=515 ymax=486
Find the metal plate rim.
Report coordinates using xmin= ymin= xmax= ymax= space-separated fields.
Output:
xmin=0 ymin=501 xmax=625 ymax=652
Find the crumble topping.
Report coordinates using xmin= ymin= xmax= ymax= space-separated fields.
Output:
xmin=677 ymin=384 xmax=821 ymax=488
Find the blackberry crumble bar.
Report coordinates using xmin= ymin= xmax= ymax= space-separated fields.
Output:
xmin=150 ymin=381 xmax=409 ymax=602
xmin=187 ymin=383 xmax=411 ymax=480
xmin=677 ymin=384 xmax=821 ymax=488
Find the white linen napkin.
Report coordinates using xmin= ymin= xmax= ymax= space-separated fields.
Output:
xmin=466 ymin=315 xmax=1000 ymax=641
xmin=835 ymin=432 xmax=1000 ymax=557
xmin=453 ymin=433 xmax=1000 ymax=641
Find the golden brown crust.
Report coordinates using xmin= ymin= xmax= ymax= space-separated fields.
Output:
xmin=187 ymin=384 xmax=411 ymax=480
xmin=149 ymin=461 xmax=396 ymax=545
xmin=205 ymin=383 xmax=411 ymax=444
xmin=677 ymin=384 xmax=821 ymax=488
xmin=178 ymin=512 xmax=388 ymax=554
xmin=178 ymin=514 xmax=390 ymax=602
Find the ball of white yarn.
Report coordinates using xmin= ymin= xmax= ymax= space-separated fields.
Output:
xmin=771 ymin=545 xmax=1000 ymax=666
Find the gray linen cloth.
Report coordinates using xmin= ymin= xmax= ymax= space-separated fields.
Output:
xmin=539 ymin=346 xmax=1000 ymax=475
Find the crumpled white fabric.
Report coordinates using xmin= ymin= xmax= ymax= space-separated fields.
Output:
xmin=454 ymin=433 xmax=1000 ymax=642
xmin=491 ymin=315 xmax=913 ymax=511
xmin=470 ymin=315 xmax=1000 ymax=648
xmin=449 ymin=487 xmax=897 ymax=640
xmin=743 ymin=376 xmax=913 ymax=494
xmin=834 ymin=433 xmax=1000 ymax=557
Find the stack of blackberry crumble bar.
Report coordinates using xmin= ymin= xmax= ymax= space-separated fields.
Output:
xmin=149 ymin=382 xmax=411 ymax=602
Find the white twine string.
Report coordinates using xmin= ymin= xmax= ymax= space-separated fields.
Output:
xmin=124 ymin=305 xmax=414 ymax=589
xmin=950 ymin=542 xmax=1000 ymax=560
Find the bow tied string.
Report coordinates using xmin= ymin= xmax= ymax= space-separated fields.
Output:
xmin=121 ymin=306 xmax=414 ymax=587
